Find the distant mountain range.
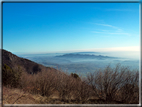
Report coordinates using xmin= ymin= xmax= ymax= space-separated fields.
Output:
xmin=55 ymin=53 xmax=116 ymax=59
xmin=71 ymin=52 xmax=99 ymax=54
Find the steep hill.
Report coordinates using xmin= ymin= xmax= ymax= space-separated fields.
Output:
xmin=2 ymin=49 xmax=57 ymax=74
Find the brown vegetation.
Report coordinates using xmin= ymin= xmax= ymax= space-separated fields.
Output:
xmin=87 ymin=64 xmax=139 ymax=104
xmin=2 ymin=49 xmax=139 ymax=104
xmin=2 ymin=63 xmax=139 ymax=104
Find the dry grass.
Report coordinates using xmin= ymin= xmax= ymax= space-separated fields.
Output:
xmin=3 ymin=86 xmax=40 ymax=104
xmin=2 ymin=86 xmax=62 ymax=104
xmin=2 ymin=64 xmax=139 ymax=104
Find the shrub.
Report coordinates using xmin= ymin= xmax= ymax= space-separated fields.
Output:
xmin=20 ymin=70 xmax=57 ymax=97
xmin=2 ymin=64 xmax=22 ymax=88
xmin=73 ymin=80 xmax=91 ymax=103
xmin=118 ymin=70 xmax=139 ymax=103
xmin=87 ymin=64 xmax=139 ymax=103
xmin=71 ymin=73 xmax=81 ymax=81
xmin=54 ymin=72 xmax=75 ymax=102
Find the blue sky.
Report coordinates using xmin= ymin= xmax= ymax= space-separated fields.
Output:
xmin=3 ymin=3 xmax=140 ymax=54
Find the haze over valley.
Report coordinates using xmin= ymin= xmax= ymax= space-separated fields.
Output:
xmin=17 ymin=51 xmax=139 ymax=75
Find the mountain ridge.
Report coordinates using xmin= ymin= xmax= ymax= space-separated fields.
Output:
xmin=2 ymin=49 xmax=58 ymax=74
xmin=55 ymin=53 xmax=116 ymax=59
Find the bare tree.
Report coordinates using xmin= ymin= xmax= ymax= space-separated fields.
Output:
xmin=73 ymin=79 xmax=91 ymax=103
xmin=20 ymin=70 xmax=57 ymax=97
xmin=54 ymin=71 xmax=75 ymax=102
xmin=118 ymin=69 xmax=139 ymax=103
xmin=87 ymin=64 xmax=139 ymax=103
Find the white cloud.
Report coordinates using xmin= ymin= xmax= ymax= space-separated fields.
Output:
xmin=92 ymin=46 xmax=140 ymax=52
xmin=95 ymin=23 xmax=122 ymax=31
xmin=95 ymin=23 xmax=119 ymax=29
xmin=105 ymin=9 xmax=135 ymax=11
xmin=92 ymin=23 xmax=131 ymax=36
xmin=92 ymin=30 xmax=131 ymax=36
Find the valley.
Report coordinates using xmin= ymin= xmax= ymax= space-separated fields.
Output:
xmin=17 ymin=52 xmax=139 ymax=76
xmin=2 ymin=49 xmax=139 ymax=104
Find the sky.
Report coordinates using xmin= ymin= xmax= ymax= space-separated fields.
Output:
xmin=3 ymin=2 xmax=140 ymax=54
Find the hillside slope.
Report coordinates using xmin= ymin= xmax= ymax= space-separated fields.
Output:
xmin=2 ymin=49 xmax=57 ymax=74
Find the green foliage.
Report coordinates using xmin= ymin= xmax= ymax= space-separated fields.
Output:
xmin=71 ymin=73 xmax=81 ymax=80
xmin=2 ymin=64 xmax=22 ymax=88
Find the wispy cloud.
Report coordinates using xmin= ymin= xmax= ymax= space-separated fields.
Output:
xmin=102 ymin=46 xmax=140 ymax=52
xmin=92 ymin=23 xmax=131 ymax=36
xmin=95 ymin=23 xmax=122 ymax=31
xmin=105 ymin=9 xmax=137 ymax=12
xmin=92 ymin=31 xmax=130 ymax=36
xmin=88 ymin=46 xmax=140 ymax=52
